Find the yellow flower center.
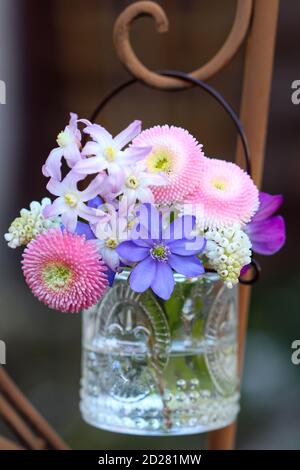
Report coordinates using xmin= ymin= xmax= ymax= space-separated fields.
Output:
xmin=105 ymin=238 xmax=118 ymax=249
xmin=150 ymin=244 xmax=170 ymax=262
xmin=42 ymin=262 xmax=72 ymax=291
xmin=125 ymin=175 xmax=139 ymax=189
xmin=104 ymin=146 xmax=116 ymax=162
xmin=127 ymin=219 xmax=136 ymax=230
xmin=147 ymin=148 xmax=172 ymax=174
xmin=212 ymin=178 xmax=228 ymax=191
xmin=57 ymin=130 xmax=73 ymax=148
xmin=64 ymin=193 xmax=78 ymax=208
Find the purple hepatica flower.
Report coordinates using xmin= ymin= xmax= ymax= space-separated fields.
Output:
xmin=87 ymin=195 xmax=103 ymax=209
xmin=43 ymin=171 xmax=107 ymax=233
xmin=73 ymin=120 xmax=152 ymax=183
xmin=245 ymin=192 xmax=286 ymax=255
xmin=74 ymin=220 xmax=95 ymax=240
xmin=42 ymin=113 xmax=82 ymax=181
xmin=116 ymin=205 xmax=206 ymax=300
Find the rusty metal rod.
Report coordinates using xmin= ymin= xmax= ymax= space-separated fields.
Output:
xmin=0 ymin=368 xmax=69 ymax=450
xmin=0 ymin=436 xmax=25 ymax=450
xmin=113 ymin=0 xmax=253 ymax=89
xmin=207 ymin=0 xmax=280 ymax=450
xmin=0 ymin=394 xmax=45 ymax=449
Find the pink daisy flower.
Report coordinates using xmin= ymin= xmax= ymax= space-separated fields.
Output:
xmin=132 ymin=125 xmax=205 ymax=204
xmin=185 ymin=158 xmax=259 ymax=228
xmin=22 ymin=229 xmax=108 ymax=313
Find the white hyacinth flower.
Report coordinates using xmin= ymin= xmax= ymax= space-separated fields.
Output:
xmin=204 ymin=224 xmax=252 ymax=288
xmin=4 ymin=198 xmax=60 ymax=248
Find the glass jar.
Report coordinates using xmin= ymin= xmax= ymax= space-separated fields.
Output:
xmin=80 ymin=271 xmax=239 ymax=435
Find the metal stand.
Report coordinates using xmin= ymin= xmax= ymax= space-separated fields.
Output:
xmin=0 ymin=0 xmax=279 ymax=450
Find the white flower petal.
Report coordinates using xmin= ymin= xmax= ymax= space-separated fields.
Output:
xmin=114 ymin=120 xmax=142 ymax=150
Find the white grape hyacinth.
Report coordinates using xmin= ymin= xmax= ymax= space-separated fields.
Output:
xmin=4 ymin=198 xmax=60 ymax=248
xmin=204 ymin=224 xmax=252 ymax=288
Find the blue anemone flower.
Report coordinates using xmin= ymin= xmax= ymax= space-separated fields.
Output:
xmin=116 ymin=204 xmax=206 ymax=300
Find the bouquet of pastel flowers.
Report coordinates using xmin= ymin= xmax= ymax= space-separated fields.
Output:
xmin=5 ymin=114 xmax=286 ymax=312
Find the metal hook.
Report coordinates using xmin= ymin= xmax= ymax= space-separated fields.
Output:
xmin=113 ymin=0 xmax=253 ymax=89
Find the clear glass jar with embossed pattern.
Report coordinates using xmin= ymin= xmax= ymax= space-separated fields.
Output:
xmin=80 ymin=270 xmax=239 ymax=435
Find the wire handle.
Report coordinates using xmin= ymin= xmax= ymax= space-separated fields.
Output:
xmin=90 ymin=70 xmax=251 ymax=175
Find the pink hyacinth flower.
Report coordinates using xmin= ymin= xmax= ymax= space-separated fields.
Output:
xmin=42 ymin=113 xmax=82 ymax=181
xmin=22 ymin=229 xmax=108 ymax=313
xmin=43 ymin=171 xmax=107 ymax=232
xmin=73 ymin=120 xmax=152 ymax=184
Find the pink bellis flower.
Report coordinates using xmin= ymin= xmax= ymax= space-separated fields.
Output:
xmin=116 ymin=204 xmax=206 ymax=300
xmin=22 ymin=228 xmax=108 ymax=313
xmin=245 ymin=192 xmax=286 ymax=255
xmin=131 ymin=125 xmax=205 ymax=204
xmin=43 ymin=171 xmax=107 ymax=233
xmin=42 ymin=113 xmax=82 ymax=181
xmin=73 ymin=120 xmax=152 ymax=185
xmin=185 ymin=157 xmax=259 ymax=229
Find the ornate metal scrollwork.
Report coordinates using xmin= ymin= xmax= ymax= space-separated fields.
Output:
xmin=113 ymin=0 xmax=253 ymax=89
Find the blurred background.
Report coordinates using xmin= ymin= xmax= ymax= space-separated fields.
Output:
xmin=0 ymin=0 xmax=299 ymax=450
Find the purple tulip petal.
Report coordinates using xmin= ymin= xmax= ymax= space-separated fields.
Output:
xmin=252 ymin=192 xmax=283 ymax=223
xmin=130 ymin=257 xmax=156 ymax=292
xmin=116 ymin=241 xmax=149 ymax=262
xmin=151 ymin=263 xmax=174 ymax=300
xmin=114 ymin=120 xmax=141 ymax=149
xmin=168 ymin=253 xmax=205 ymax=277
xmin=168 ymin=236 xmax=206 ymax=256
xmin=247 ymin=215 xmax=286 ymax=255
